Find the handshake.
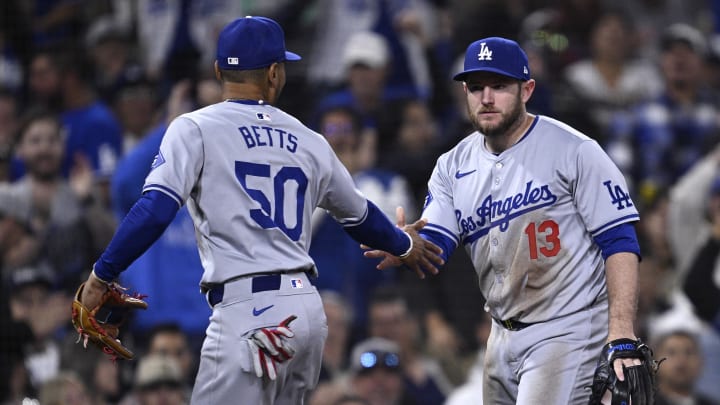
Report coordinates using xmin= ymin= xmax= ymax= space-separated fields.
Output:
xmin=247 ymin=315 xmax=298 ymax=381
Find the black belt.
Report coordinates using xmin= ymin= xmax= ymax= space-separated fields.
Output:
xmin=493 ymin=317 xmax=534 ymax=331
xmin=204 ymin=273 xmax=283 ymax=308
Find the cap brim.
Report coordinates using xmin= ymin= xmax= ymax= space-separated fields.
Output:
xmin=285 ymin=51 xmax=301 ymax=61
xmin=453 ymin=67 xmax=524 ymax=81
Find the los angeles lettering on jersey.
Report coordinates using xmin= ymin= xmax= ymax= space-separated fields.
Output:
xmin=238 ymin=125 xmax=298 ymax=152
xmin=457 ymin=180 xmax=557 ymax=238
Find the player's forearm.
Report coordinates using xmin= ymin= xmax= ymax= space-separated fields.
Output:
xmin=342 ymin=200 xmax=411 ymax=256
xmin=93 ymin=190 xmax=179 ymax=281
xmin=604 ymin=252 xmax=640 ymax=341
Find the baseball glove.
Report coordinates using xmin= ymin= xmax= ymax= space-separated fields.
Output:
xmin=71 ymin=280 xmax=148 ymax=360
xmin=588 ymin=338 xmax=662 ymax=405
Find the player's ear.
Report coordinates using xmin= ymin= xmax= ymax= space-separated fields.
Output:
xmin=521 ymin=79 xmax=536 ymax=103
xmin=267 ymin=63 xmax=278 ymax=83
xmin=214 ymin=61 xmax=222 ymax=82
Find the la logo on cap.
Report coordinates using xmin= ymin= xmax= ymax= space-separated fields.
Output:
xmin=477 ymin=42 xmax=493 ymax=61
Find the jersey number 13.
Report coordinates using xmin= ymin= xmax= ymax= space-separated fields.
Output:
xmin=524 ymin=220 xmax=561 ymax=259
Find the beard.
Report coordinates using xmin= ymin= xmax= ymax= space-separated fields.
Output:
xmin=468 ymin=92 xmax=524 ymax=138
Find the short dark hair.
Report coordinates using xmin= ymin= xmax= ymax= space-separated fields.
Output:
xmin=17 ymin=107 xmax=61 ymax=143
xmin=218 ymin=67 xmax=267 ymax=84
xmin=316 ymin=105 xmax=363 ymax=135
xmin=33 ymin=44 xmax=95 ymax=83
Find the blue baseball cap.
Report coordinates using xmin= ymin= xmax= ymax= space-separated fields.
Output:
xmin=453 ymin=37 xmax=530 ymax=82
xmin=216 ymin=16 xmax=301 ymax=70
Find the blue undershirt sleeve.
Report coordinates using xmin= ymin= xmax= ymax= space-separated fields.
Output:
xmin=419 ymin=228 xmax=455 ymax=264
xmin=593 ymin=222 xmax=641 ymax=261
xmin=93 ymin=190 xmax=181 ymax=281
xmin=342 ymin=200 xmax=411 ymax=256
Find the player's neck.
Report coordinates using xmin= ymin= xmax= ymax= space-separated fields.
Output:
xmin=485 ymin=113 xmax=534 ymax=153
xmin=222 ymin=82 xmax=275 ymax=105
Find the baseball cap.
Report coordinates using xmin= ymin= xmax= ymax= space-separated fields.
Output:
xmin=135 ymin=354 xmax=183 ymax=390
xmin=453 ymin=37 xmax=530 ymax=82
xmin=350 ymin=337 xmax=401 ymax=374
xmin=216 ymin=16 xmax=301 ymax=70
xmin=342 ymin=31 xmax=390 ymax=70
xmin=660 ymin=23 xmax=708 ymax=56
xmin=5 ymin=263 xmax=55 ymax=292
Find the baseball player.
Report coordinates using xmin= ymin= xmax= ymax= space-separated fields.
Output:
xmin=366 ymin=37 xmax=645 ymax=404
xmin=75 ymin=16 xmax=443 ymax=405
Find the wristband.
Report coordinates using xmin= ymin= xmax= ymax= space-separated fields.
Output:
xmin=90 ymin=269 xmax=113 ymax=286
xmin=398 ymin=232 xmax=413 ymax=259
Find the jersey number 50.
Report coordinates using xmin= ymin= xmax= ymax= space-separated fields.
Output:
xmin=235 ymin=161 xmax=308 ymax=241
xmin=524 ymin=220 xmax=561 ymax=260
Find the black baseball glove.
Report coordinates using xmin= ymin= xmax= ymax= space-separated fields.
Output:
xmin=588 ymin=338 xmax=661 ymax=405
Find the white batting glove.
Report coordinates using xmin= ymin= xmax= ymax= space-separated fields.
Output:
xmin=247 ymin=315 xmax=297 ymax=380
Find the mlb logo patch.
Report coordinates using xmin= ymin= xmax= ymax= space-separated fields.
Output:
xmin=151 ymin=151 xmax=166 ymax=170
xmin=290 ymin=279 xmax=303 ymax=289
xmin=256 ymin=112 xmax=272 ymax=121
xmin=423 ymin=191 xmax=434 ymax=209
xmin=227 ymin=57 xmax=239 ymax=65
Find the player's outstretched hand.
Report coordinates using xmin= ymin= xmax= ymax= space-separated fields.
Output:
xmin=247 ymin=315 xmax=297 ymax=380
xmin=363 ymin=207 xmax=444 ymax=279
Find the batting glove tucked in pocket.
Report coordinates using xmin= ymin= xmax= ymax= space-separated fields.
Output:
xmin=246 ymin=315 xmax=297 ymax=380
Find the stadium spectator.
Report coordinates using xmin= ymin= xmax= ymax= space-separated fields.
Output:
xmin=309 ymin=105 xmax=413 ymax=341
xmin=562 ymin=8 xmax=662 ymax=141
xmin=0 ymin=89 xmax=21 ymax=182
xmin=5 ymin=263 xmax=71 ymax=390
xmin=366 ymin=285 xmax=454 ymax=404
xmin=606 ymin=23 xmax=720 ymax=204
xmin=59 ymin=342 xmax=125 ymax=405
xmin=145 ymin=323 xmax=196 ymax=389
xmin=6 ymin=109 xmax=116 ymax=290
xmin=347 ymin=337 xmax=406 ymax=405
xmin=0 ymin=187 xmax=38 ymax=270
xmin=315 ymin=31 xmax=420 ymax=164
xmin=653 ymin=329 xmax=719 ymax=405
xmin=664 ymin=143 xmax=720 ymax=402
xmin=444 ymin=311 xmax=492 ymax=405
xmin=318 ymin=291 xmax=354 ymax=384
xmin=306 ymin=0 xmax=436 ymax=100
xmin=119 ymin=354 xmax=188 ymax=405
xmin=39 ymin=371 xmax=93 ymax=405
xmin=26 ymin=47 xmax=123 ymax=182
xmin=376 ymin=98 xmax=441 ymax=206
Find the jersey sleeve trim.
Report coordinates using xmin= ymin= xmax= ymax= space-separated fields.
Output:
xmin=142 ymin=183 xmax=184 ymax=207
xmin=589 ymin=214 xmax=640 ymax=236
xmin=337 ymin=205 xmax=369 ymax=227
xmin=419 ymin=229 xmax=456 ymax=263
xmin=593 ymin=222 xmax=641 ymax=261
xmin=424 ymin=223 xmax=459 ymax=247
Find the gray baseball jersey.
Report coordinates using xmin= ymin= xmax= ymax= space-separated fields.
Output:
xmin=422 ymin=115 xmax=639 ymax=323
xmin=143 ymin=100 xmax=367 ymax=284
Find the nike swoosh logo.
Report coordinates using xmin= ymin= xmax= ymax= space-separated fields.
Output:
xmin=455 ymin=169 xmax=476 ymax=179
xmin=252 ymin=304 xmax=274 ymax=316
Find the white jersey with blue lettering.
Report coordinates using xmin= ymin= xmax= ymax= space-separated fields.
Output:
xmin=143 ymin=100 xmax=367 ymax=285
xmin=422 ymin=115 xmax=639 ymax=323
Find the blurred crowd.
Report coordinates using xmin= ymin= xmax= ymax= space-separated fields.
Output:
xmin=1 ymin=0 xmax=720 ymax=404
